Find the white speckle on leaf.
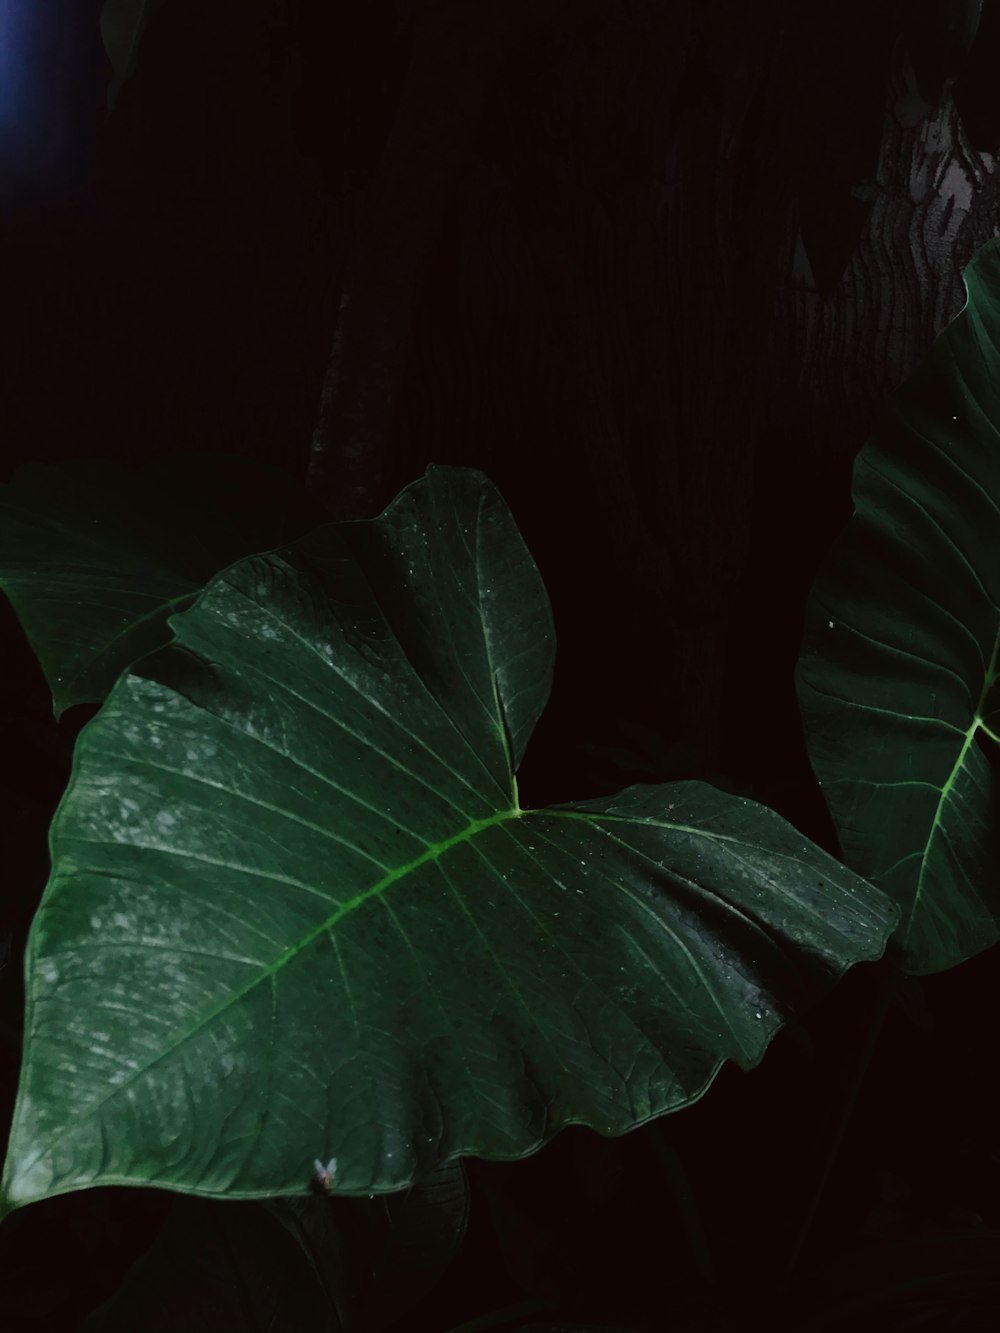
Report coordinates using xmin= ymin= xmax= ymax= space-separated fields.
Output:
xmin=7 ymin=1143 xmax=56 ymax=1201
xmin=37 ymin=958 xmax=59 ymax=986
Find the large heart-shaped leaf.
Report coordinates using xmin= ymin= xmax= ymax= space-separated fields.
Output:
xmin=2 ymin=468 xmax=896 ymax=1213
xmin=0 ymin=454 xmax=317 ymax=717
xmin=797 ymin=239 xmax=1000 ymax=975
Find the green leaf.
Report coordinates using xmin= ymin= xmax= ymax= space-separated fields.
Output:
xmin=99 ymin=0 xmax=171 ymax=108
xmin=267 ymin=1161 xmax=470 ymax=1331
xmin=352 ymin=1160 xmax=470 ymax=1329
xmin=796 ymin=238 xmax=1000 ymax=974
xmin=80 ymin=1196 xmax=339 ymax=1332
xmin=0 ymin=454 xmax=318 ymax=718
xmin=2 ymin=468 xmax=896 ymax=1213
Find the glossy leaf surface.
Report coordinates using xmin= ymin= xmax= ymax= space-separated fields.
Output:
xmin=797 ymin=239 xmax=1000 ymax=974
xmin=2 ymin=469 xmax=896 ymax=1212
xmin=0 ymin=454 xmax=316 ymax=717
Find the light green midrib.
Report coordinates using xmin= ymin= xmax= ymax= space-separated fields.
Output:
xmin=315 ymin=806 xmax=520 ymax=936
xmin=904 ymin=619 xmax=1000 ymax=950
xmin=45 ymin=803 xmax=523 ymax=1131
xmin=41 ymin=805 xmax=785 ymax=1127
xmin=26 ymin=500 xmax=527 ymax=1140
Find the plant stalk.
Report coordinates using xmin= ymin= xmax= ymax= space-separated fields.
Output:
xmin=780 ymin=978 xmax=893 ymax=1288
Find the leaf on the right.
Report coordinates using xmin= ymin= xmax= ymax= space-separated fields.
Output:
xmin=797 ymin=238 xmax=1000 ymax=975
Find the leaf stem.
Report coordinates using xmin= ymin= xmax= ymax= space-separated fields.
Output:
xmin=779 ymin=978 xmax=892 ymax=1288
xmin=648 ymin=1124 xmax=715 ymax=1283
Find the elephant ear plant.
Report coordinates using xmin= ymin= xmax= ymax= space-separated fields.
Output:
xmin=797 ymin=237 xmax=1000 ymax=975
xmin=3 ymin=232 xmax=1000 ymax=1319
xmin=0 ymin=453 xmax=900 ymax=1217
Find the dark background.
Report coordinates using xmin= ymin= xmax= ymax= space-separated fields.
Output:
xmin=2 ymin=2 xmax=999 ymax=1328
